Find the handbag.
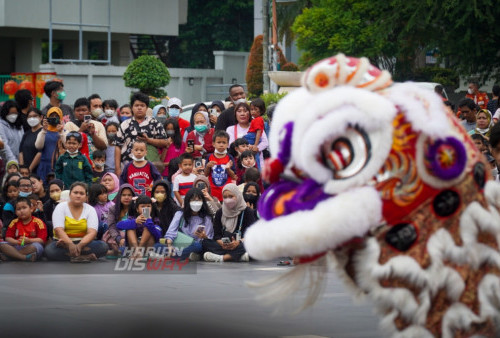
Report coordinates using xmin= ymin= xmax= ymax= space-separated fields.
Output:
xmin=172 ymin=217 xmax=194 ymax=248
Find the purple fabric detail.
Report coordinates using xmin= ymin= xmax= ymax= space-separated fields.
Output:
xmin=144 ymin=219 xmax=162 ymax=242
xmin=426 ymin=137 xmax=467 ymax=180
xmin=277 ymin=122 xmax=294 ymax=166
xmin=257 ymin=179 xmax=331 ymax=221
xmin=258 ymin=180 xmax=298 ymax=220
xmin=284 ymin=179 xmax=330 ymax=212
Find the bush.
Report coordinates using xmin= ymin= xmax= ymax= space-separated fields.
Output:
xmin=281 ymin=62 xmax=299 ymax=72
xmin=246 ymin=35 xmax=264 ymax=97
xmin=123 ymin=55 xmax=171 ymax=98
xmin=411 ymin=67 xmax=459 ymax=90
xmin=260 ymin=92 xmax=288 ymax=108
xmin=246 ymin=35 xmax=290 ymax=97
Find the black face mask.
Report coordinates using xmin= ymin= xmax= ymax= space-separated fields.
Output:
xmin=47 ymin=117 xmax=60 ymax=126
xmin=244 ymin=193 xmax=259 ymax=206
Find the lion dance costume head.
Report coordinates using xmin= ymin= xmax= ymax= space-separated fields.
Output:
xmin=244 ymin=54 xmax=500 ymax=337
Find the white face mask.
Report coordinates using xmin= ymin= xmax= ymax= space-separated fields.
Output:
xmin=214 ymin=149 xmax=227 ymax=155
xmin=105 ymin=109 xmax=115 ymax=117
xmin=6 ymin=114 xmax=18 ymax=124
xmin=190 ymin=201 xmax=203 ymax=212
xmin=467 ymin=88 xmax=474 ymax=95
xmin=234 ymin=98 xmax=246 ymax=105
xmin=92 ymin=108 xmax=104 ymax=119
xmin=492 ymin=168 xmax=499 ymax=179
xmin=27 ymin=117 xmax=40 ymax=127
xmin=131 ymin=155 xmax=145 ymax=162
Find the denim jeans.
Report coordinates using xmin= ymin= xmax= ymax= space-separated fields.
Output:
xmin=45 ymin=240 xmax=108 ymax=261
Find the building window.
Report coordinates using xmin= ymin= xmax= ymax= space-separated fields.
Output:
xmin=88 ymin=41 xmax=107 ymax=61
xmin=42 ymin=41 xmax=63 ymax=64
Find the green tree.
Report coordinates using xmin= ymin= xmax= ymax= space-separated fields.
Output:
xmin=292 ymin=0 xmax=392 ymax=69
xmin=123 ymin=55 xmax=171 ymax=98
xmin=166 ymin=0 xmax=254 ymax=69
xmin=292 ymin=0 xmax=500 ymax=83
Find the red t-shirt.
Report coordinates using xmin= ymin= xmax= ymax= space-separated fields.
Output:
xmin=6 ymin=216 xmax=47 ymax=242
xmin=178 ymin=118 xmax=190 ymax=139
xmin=248 ymin=116 xmax=265 ymax=133
xmin=207 ymin=153 xmax=235 ymax=201
xmin=122 ymin=162 xmax=161 ymax=197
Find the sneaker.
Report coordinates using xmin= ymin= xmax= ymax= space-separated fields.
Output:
xmin=203 ymin=252 xmax=223 ymax=262
xmin=188 ymin=252 xmax=201 ymax=261
xmin=240 ymin=253 xmax=250 ymax=262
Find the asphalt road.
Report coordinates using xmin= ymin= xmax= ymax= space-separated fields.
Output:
xmin=0 ymin=259 xmax=383 ymax=338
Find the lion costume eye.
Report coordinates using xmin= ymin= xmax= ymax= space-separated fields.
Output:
xmin=321 ymin=127 xmax=371 ymax=179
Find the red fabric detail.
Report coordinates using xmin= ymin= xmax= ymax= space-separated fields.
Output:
xmin=178 ymin=118 xmax=190 ymax=138
xmin=186 ymin=128 xmax=215 ymax=158
xmin=262 ymin=158 xmax=284 ymax=184
xmin=5 ymin=217 xmax=47 ymax=242
xmin=248 ymin=116 xmax=265 ymax=133
xmin=125 ymin=162 xmax=155 ymax=197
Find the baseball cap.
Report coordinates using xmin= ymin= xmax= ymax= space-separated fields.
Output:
xmin=167 ymin=97 xmax=182 ymax=108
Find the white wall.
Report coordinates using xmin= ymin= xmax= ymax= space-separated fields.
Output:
xmin=1 ymin=0 xmax=186 ymax=36
xmin=39 ymin=51 xmax=249 ymax=107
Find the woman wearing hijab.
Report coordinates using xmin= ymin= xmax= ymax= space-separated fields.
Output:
xmin=186 ymin=102 xmax=209 ymax=134
xmin=193 ymin=175 xmax=221 ymax=216
xmin=202 ymin=183 xmax=257 ymax=262
xmin=185 ymin=110 xmax=214 ymax=160
xmin=209 ymin=101 xmax=225 ymax=127
xmin=35 ymin=106 xmax=64 ymax=181
xmin=101 ymin=172 xmax=120 ymax=201
xmin=151 ymin=180 xmax=180 ymax=235
xmin=152 ymin=104 xmax=168 ymax=126
xmin=471 ymin=109 xmax=494 ymax=139
xmin=0 ymin=100 xmax=24 ymax=163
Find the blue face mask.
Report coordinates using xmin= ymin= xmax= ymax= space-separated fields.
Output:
xmin=120 ymin=116 xmax=131 ymax=122
xmin=169 ymin=108 xmax=180 ymax=117
xmin=19 ymin=191 xmax=30 ymax=197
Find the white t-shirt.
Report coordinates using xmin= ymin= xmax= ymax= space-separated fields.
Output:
xmin=52 ymin=201 xmax=99 ymax=231
xmin=173 ymin=173 xmax=197 ymax=197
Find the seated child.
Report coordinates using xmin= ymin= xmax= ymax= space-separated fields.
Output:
xmin=237 ymin=167 xmax=264 ymax=193
xmin=116 ymin=194 xmax=162 ymax=258
xmin=0 ymin=197 xmax=47 ymax=261
xmin=92 ymin=149 xmax=107 ymax=182
xmin=89 ymin=183 xmax=115 ymax=240
xmin=235 ymin=150 xmax=257 ymax=185
xmin=2 ymin=181 xmax=20 ymax=236
xmin=119 ymin=140 xmax=162 ymax=197
xmin=173 ymin=153 xmax=198 ymax=207
xmin=230 ymin=138 xmax=250 ymax=161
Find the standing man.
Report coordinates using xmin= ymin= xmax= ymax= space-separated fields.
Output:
xmin=88 ymin=94 xmax=104 ymax=121
xmin=466 ymin=80 xmax=489 ymax=110
xmin=114 ymin=92 xmax=168 ymax=175
xmin=41 ymin=80 xmax=73 ymax=122
xmin=215 ymin=84 xmax=247 ymax=131
xmin=488 ymin=84 xmax=500 ymax=122
xmin=14 ymin=89 xmax=34 ymax=131
xmin=458 ymin=98 xmax=477 ymax=133
xmin=167 ymin=97 xmax=190 ymax=138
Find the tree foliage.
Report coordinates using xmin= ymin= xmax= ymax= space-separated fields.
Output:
xmin=166 ymin=0 xmax=254 ymax=69
xmin=123 ymin=55 xmax=171 ymax=98
xmin=246 ymin=35 xmax=289 ymax=97
xmin=292 ymin=0 xmax=500 ymax=83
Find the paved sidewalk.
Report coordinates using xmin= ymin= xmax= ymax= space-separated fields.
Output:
xmin=0 ymin=259 xmax=382 ymax=338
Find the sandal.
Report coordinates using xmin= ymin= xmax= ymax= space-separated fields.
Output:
xmin=25 ymin=253 xmax=37 ymax=262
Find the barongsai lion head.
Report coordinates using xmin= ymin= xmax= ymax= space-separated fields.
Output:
xmin=245 ymin=54 xmax=500 ymax=337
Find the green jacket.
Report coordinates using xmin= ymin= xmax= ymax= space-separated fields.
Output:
xmin=55 ymin=152 xmax=93 ymax=188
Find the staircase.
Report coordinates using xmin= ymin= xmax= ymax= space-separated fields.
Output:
xmin=129 ymin=35 xmax=170 ymax=64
